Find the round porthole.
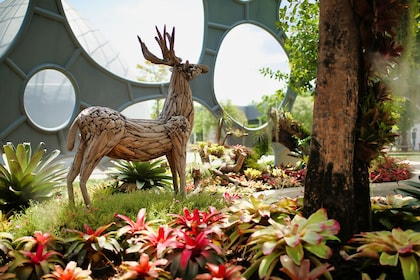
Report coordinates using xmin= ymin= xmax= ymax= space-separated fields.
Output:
xmin=0 ymin=0 xmax=29 ymax=58
xmin=23 ymin=69 xmax=76 ymax=132
xmin=214 ymin=23 xmax=290 ymax=127
xmin=63 ymin=0 xmax=204 ymax=83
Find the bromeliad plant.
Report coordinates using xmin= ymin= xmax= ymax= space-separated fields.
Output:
xmin=121 ymin=207 xmax=227 ymax=280
xmin=7 ymin=243 xmax=63 ymax=280
xmin=243 ymin=208 xmax=340 ymax=279
xmin=0 ymin=232 xmax=13 ymax=266
xmin=117 ymin=253 xmax=171 ymax=280
xmin=169 ymin=230 xmax=224 ymax=279
xmin=42 ymin=261 xmax=93 ymax=280
xmin=115 ymin=208 xmax=161 ymax=239
xmin=169 ymin=206 xmax=226 ymax=237
xmin=277 ymin=255 xmax=333 ymax=280
xmin=108 ymin=158 xmax=172 ymax=192
xmin=194 ymin=263 xmax=246 ymax=280
xmin=65 ymin=223 xmax=122 ymax=271
xmin=0 ymin=142 xmax=66 ymax=214
xmin=369 ymin=156 xmax=412 ymax=183
xmin=224 ymin=194 xmax=302 ymax=258
xmin=370 ymin=194 xmax=419 ymax=230
xmin=343 ymin=228 xmax=420 ymax=280
xmin=169 ymin=207 xmax=226 ymax=279
xmin=5 ymin=231 xmax=64 ymax=280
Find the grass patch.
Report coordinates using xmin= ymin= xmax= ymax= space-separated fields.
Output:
xmin=7 ymin=179 xmax=225 ymax=239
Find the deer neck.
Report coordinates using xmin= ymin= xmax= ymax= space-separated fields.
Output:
xmin=158 ymin=67 xmax=194 ymax=125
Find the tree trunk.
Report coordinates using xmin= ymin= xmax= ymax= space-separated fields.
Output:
xmin=303 ymin=0 xmax=367 ymax=242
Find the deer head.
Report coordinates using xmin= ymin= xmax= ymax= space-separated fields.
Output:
xmin=138 ymin=26 xmax=208 ymax=80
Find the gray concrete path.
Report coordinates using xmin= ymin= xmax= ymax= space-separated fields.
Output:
xmin=61 ymin=155 xmax=420 ymax=199
xmin=265 ymin=161 xmax=420 ymax=198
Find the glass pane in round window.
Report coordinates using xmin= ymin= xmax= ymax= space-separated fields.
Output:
xmin=63 ymin=0 xmax=204 ymax=83
xmin=0 ymin=0 xmax=29 ymax=58
xmin=214 ymin=23 xmax=290 ymax=127
xmin=24 ymin=69 xmax=76 ymax=131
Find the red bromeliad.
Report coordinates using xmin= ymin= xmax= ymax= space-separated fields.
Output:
xmin=118 ymin=253 xmax=169 ymax=280
xmin=169 ymin=207 xmax=225 ymax=236
xmin=195 ymin=263 xmax=246 ymax=280
xmin=127 ymin=225 xmax=181 ymax=259
xmin=115 ymin=208 xmax=159 ymax=238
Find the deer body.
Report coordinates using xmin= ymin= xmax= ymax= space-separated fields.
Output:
xmin=67 ymin=27 xmax=208 ymax=206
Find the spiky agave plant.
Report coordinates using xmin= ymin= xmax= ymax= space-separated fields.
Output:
xmin=0 ymin=142 xmax=66 ymax=214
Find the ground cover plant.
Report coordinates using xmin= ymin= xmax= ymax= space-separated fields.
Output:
xmin=0 ymin=142 xmax=419 ymax=279
xmin=369 ymin=156 xmax=413 ymax=183
xmin=1 ymin=191 xmax=419 ymax=279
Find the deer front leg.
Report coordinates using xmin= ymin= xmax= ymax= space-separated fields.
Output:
xmin=166 ymin=153 xmax=179 ymax=194
xmin=165 ymin=116 xmax=191 ymax=197
xmin=170 ymin=130 xmax=189 ymax=196
xmin=177 ymin=150 xmax=187 ymax=196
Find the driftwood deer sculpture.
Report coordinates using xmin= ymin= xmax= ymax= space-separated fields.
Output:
xmin=66 ymin=26 xmax=208 ymax=206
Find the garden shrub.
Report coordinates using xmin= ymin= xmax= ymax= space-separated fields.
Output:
xmin=369 ymin=156 xmax=412 ymax=183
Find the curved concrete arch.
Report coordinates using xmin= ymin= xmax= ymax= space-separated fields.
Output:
xmin=0 ymin=0 xmax=288 ymax=153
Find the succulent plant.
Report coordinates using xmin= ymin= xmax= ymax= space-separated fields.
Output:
xmin=244 ymin=208 xmax=340 ymax=279
xmin=0 ymin=142 xmax=66 ymax=213
xmin=344 ymin=228 xmax=420 ymax=280
xmin=108 ymin=158 xmax=172 ymax=192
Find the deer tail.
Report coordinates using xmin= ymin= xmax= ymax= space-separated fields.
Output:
xmin=67 ymin=116 xmax=79 ymax=151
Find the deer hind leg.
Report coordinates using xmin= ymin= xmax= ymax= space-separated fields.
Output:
xmin=77 ymin=148 xmax=109 ymax=207
xmin=67 ymin=141 xmax=86 ymax=206
xmin=80 ymin=128 xmax=126 ymax=206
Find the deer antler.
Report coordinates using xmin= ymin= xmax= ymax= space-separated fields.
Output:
xmin=137 ymin=26 xmax=182 ymax=66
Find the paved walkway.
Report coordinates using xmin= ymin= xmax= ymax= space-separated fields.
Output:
xmin=61 ymin=155 xmax=420 ymax=198
xmin=266 ymin=161 xmax=420 ymax=198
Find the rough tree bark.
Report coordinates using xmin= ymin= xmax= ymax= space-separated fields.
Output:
xmin=303 ymin=0 xmax=365 ymax=242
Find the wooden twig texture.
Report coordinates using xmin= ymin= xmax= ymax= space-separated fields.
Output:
xmin=66 ymin=26 xmax=208 ymax=206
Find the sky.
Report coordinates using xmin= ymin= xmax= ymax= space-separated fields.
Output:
xmin=65 ymin=0 xmax=290 ymax=107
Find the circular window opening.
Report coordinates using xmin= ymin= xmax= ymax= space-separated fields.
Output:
xmin=0 ymin=0 xmax=29 ymax=58
xmin=214 ymin=23 xmax=290 ymax=128
xmin=24 ymin=69 xmax=76 ymax=132
xmin=63 ymin=0 xmax=204 ymax=83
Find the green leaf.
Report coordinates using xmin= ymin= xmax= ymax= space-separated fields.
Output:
xmin=285 ymin=234 xmax=300 ymax=247
xmin=15 ymin=143 xmax=29 ymax=171
xmin=286 ymin=243 xmax=304 ymax=265
xmin=379 ymin=251 xmax=399 ymax=267
xmin=18 ymin=265 xmax=34 ymax=280
xmin=243 ymin=259 xmax=261 ymax=279
xmin=26 ymin=149 xmax=46 ymax=174
xmin=306 ymin=208 xmax=328 ymax=225
xmin=301 ymin=230 xmax=321 ymax=245
xmin=258 ymin=252 xmax=281 ymax=278
xmin=305 ymin=243 xmax=332 ymax=259
xmin=262 ymin=240 xmax=278 ymax=255
xmin=399 ymin=254 xmax=419 ymax=280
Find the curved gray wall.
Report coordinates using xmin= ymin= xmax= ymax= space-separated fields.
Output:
xmin=0 ymin=0 xmax=286 ymax=154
